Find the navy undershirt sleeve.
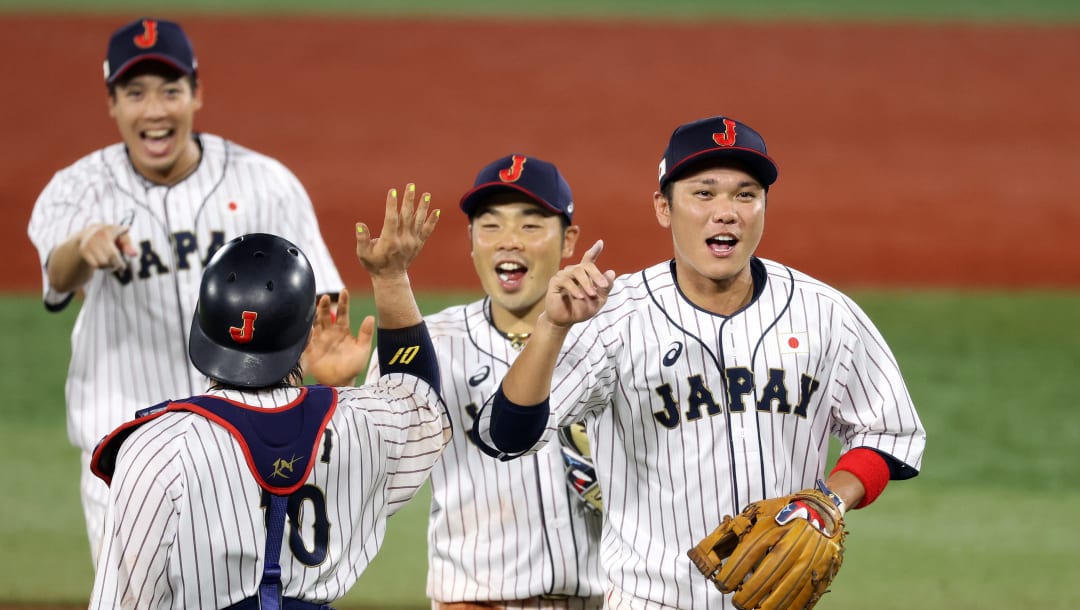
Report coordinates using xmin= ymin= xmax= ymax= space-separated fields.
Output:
xmin=482 ymin=384 xmax=550 ymax=455
xmin=377 ymin=322 xmax=440 ymax=395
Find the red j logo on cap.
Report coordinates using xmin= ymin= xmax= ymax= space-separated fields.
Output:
xmin=498 ymin=155 xmax=527 ymax=183
xmin=712 ymin=118 xmax=738 ymax=147
xmin=133 ymin=19 xmax=158 ymax=49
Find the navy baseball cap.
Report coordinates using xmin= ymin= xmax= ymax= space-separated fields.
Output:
xmin=658 ymin=116 xmax=778 ymax=189
xmin=103 ymin=18 xmax=197 ymax=85
xmin=459 ymin=154 xmax=574 ymax=223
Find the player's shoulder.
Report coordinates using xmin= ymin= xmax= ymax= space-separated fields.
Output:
xmin=336 ymin=376 xmax=441 ymax=410
xmin=45 ymin=143 xmax=128 ymax=187
xmin=604 ymin=260 xmax=662 ymax=295
xmin=757 ymin=257 xmax=864 ymax=316
xmin=594 ymin=260 xmax=674 ymax=313
xmin=423 ymin=298 xmax=485 ymax=336
xmin=115 ymin=409 xmax=205 ymax=457
xmin=204 ymin=133 xmax=288 ymax=166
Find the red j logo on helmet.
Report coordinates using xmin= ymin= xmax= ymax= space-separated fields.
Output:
xmin=229 ymin=311 xmax=258 ymax=344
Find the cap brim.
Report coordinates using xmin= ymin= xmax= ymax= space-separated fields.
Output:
xmin=663 ymin=147 xmax=778 ymax=187
xmin=107 ymin=54 xmax=193 ymax=84
xmin=188 ymin=313 xmax=309 ymax=389
xmin=459 ymin=182 xmax=563 ymax=217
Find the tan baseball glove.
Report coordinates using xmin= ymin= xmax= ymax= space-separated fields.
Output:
xmin=687 ymin=481 xmax=847 ymax=610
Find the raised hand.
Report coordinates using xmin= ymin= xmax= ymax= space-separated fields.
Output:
xmin=79 ymin=223 xmax=138 ymax=272
xmin=303 ymin=288 xmax=376 ymax=387
xmin=544 ymin=240 xmax=617 ymax=327
xmin=355 ymin=183 xmax=440 ymax=280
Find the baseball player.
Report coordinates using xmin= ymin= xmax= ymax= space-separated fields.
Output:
xmin=88 ymin=185 xmax=450 ymax=609
xmin=367 ymin=154 xmax=604 ymax=609
xmin=473 ymin=116 xmax=927 ymax=609
xmin=25 ymin=17 xmax=343 ymax=564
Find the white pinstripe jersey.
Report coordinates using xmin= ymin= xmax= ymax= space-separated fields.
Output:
xmin=26 ymin=133 xmax=344 ymax=452
xmin=89 ymin=378 xmax=450 ymax=609
xmin=477 ymin=257 xmax=926 ymax=610
xmin=368 ymin=299 xmax=604 ymax=605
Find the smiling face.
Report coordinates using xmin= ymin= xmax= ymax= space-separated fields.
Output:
xmin=469 ymin=193 xmax=579 ymax=332
xmin=108 ymin=63 xmax=202 ymax=185
xmin=654 ymin=164 xmax=767 ymax=311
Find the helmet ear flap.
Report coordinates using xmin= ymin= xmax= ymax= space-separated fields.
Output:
xmin=188 ymin=233 xmax=316 ymax=388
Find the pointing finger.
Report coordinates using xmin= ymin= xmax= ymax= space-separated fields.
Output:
xmin=581 ymin=240 xmax=604 ymax=265
xmin=114 ymin=228 xmax=138 ymax=257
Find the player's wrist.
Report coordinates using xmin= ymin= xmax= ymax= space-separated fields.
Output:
xmin=368 ymin=272 xmax=411 ymax=287
xmin=815 ymin=479 xmax=847 ymax=515
xmin=538 ymin=311 xmax=574 ymax=332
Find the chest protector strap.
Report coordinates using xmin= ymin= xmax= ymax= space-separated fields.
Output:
xmin=91 ymin=385 xmax=337 ymax=495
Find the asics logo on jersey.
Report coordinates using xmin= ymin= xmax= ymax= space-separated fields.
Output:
xmin=468 ymin=366 xmax=491 ymax=386
xmin=498 ymin=155 xmax=527 ymax=182
xmin=112 ymin=230 xmax=227 ymax=286
xmin=652 ymin=368 xmax=822 ymax=428
xmin=269 ymin=454 xmax=303 ymax=480
xmin=712 ymin=118 xmax=738 ymax=147
xmin=229 ymin=311 xmax=258 ymax=344
xmin=662 ymin=341 xmax=683 ymax=366
xmin=133 ymin=19 xmax=158 ymax=48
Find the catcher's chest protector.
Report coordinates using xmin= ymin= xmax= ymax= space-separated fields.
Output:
xmin=92 ymin=386 xmax=337 ymax=494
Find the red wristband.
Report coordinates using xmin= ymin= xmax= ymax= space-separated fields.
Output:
xmin=831 ymin=447 xmax=890 ymax=509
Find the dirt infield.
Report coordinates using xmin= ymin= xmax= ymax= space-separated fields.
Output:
xmin=3 ymin=15 xmax=1079 ymax=293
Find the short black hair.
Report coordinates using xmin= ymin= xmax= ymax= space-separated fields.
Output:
xmin=662 ymin=157 xmax=770 ymax=198
xmin=468 ymin=194 xmax=571 ymax=230
xmin=108 ymin=60 xmax=198 ymax=96
xmin=208 ymin=362 xmax=304 ymax=392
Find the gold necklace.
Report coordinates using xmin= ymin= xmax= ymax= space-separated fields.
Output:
xmin=506 ymin=332 xmax=531 ymax=351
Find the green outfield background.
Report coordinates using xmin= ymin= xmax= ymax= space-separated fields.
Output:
xmin=5 ymin=291 xmax=1079 ymax=609
xmin=3 ymin=1 xmax=1079 ymax=609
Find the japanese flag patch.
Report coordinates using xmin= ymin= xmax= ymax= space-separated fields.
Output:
xmin=779 ymin=332 xmax=809 ymax=355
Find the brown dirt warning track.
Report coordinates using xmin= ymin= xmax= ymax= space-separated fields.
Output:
xmin=4 ymin=15 xmax=1080 ymax=293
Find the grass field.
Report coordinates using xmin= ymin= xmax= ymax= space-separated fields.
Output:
xmin=3 ymin=290 xmax=1079 ymax=608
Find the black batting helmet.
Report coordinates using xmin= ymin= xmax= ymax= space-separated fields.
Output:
xmin=188 ymin=233 xmax=316 ymax=388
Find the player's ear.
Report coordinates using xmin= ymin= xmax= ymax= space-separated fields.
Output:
xmin=193 ymin=84 xmax=204 ymax=112
xmin=653 ymin=191 xmax=671 ymax=229
xmin=561 ymin=224 xmax=581 ymax=259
